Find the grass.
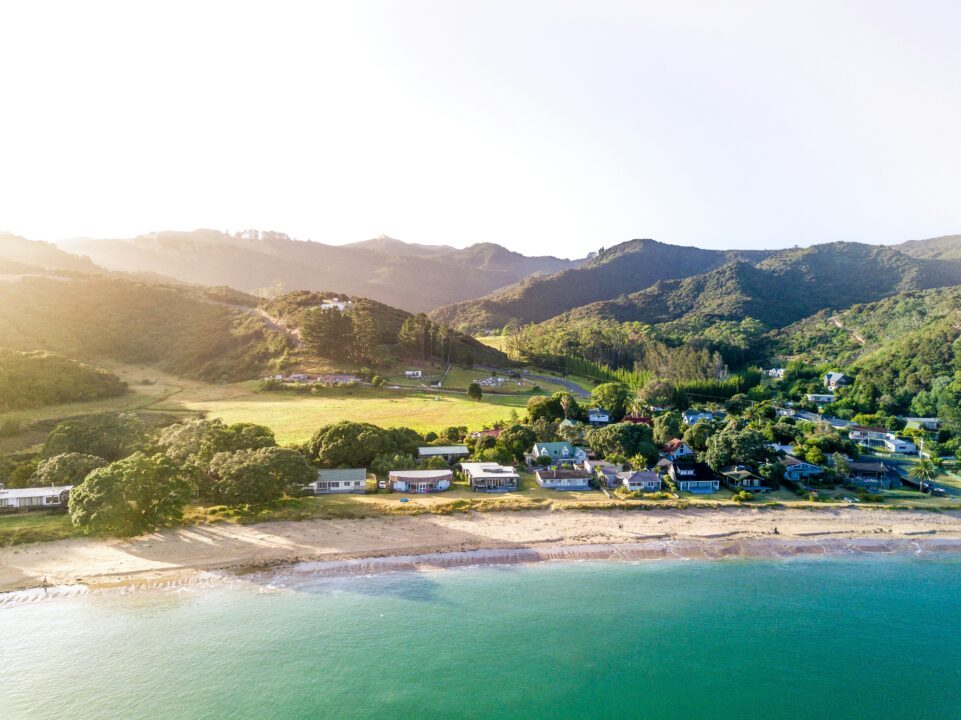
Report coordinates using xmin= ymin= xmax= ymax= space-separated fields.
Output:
xmin=474 ymin=335 xmax=506 ymax=352
xmin=0 ymin=511 xmax=80 ymax=545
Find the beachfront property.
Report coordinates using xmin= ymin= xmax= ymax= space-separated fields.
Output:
xmin=781 ymin=455 xmax=824 ymax=482
xmin=526 ymin=441 xmax=588 ymax=466
xmin=805 ymin=393 xmax=836 ymax=405
xmin=847 ymin=461 xmax=899 ymax=491
xmin=668 ymin=461 xmax=719 ymax=493
xmin=823 ymin=372 xmax=850 ymax=390
xmin=389 ymin=469 xmax=453 ymax=493
xmin=534 ymin=467 xmax=592 ymax=490
xmin=661 ymin=439 xmax=695 ymax=462
xmin=582 ymin=459 xmax=622 ymax=488
xmin=587 ymin=408 xmax=611 ymax=426
xmin=461 ymin=462 xmax=520 ymax=492
xmin=0 ymin=485 xmax=72 ymax=511
xmin=617 ymin=470 xmax=662 ymax=493
xmin=307 ymin=468 xmax=367 ymax=494
xmin=849 ymin=426 xmax=917 ymax=454
xmin=418 ymin=445 xmax=470 ymax=462
xmin=720 ymin=465 xmax=770 ymax=492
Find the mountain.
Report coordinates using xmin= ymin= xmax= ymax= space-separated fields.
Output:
xmin=60 ymin=230 xmax=577 ymax=312
xmin=430 ymin=239 xmax=772 ymax=331
xmin=0 ymin=233 xmax=101 ymax=273
xmin=893 ymin=235 xmax=961 ymax=261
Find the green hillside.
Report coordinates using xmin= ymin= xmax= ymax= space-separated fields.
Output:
xmin=0 ymin=349 xmax=128 ymax=411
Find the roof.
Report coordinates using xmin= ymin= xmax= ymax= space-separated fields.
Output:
xmin=316 ymin=469 xmax=366 ymax=483
xmin=721 ymin=466 xmax=759 ymax=481
xmin=588 ymin=407 xmax=609 ymax=414
xmin=461 ymin=462 xmax=519 ymax=479
xmin=617 ymin=471 xmax=659 ymax=483
xmin=418 ymin=445 xmax=469 ymax=456
xmin=671 ymin=461 xmax=716 ymax=481
xmin=849 ymin=462 xmax=887 ymax=473
xmin=850 ymin=425 xmax=887 ymax=433
xmin=388 ymin=469 xmax=453 ymax=479
xmin=825 ymin=372 xmax=846 ymax=380
xmin=662 ymin=438 xmax=689 ymax=453
xmin=533 ymin=441 xmax=577 ymax=455
xmin=0 ymin=485 xmax=72 ymax=499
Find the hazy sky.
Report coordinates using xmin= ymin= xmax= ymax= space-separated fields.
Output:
xmin=2 ymin=1 xmax=960 ymax=258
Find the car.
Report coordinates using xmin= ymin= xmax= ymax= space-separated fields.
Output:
xmin=377 ymin=480 xmax=387 ymax=489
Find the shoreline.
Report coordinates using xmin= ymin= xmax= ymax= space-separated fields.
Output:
xmin=3 ymin=506 xmax=961 ymax=599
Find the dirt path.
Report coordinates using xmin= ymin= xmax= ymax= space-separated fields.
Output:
xmin=830 ymin=315 xmax=866 ymax=345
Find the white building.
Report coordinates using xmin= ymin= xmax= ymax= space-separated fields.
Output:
xmin=307 ymin=469 xmax=366 ymax=494
xmin=389 ymin=469 xmax=452 ymax=493
xmin=0 ymin=485 xmax=72 ymax=511
xmin=805 ymin=393 xmax=836 ymax=405
xmin=617 ymin=471 xmax=662 ymax=492
xmin=404 ymin=370 xmax=423 ymax=379
xmin=461 ymin=462 xmax=519 ymax=492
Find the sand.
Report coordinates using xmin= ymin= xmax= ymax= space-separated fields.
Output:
xmin=3 ymin=507 xmax=961 ymax=594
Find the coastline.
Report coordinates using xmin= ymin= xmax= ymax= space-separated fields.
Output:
xmin=3 ymin=506 xmax=961 ymax=598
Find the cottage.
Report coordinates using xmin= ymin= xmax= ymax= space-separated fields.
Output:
xmin=389 ymin=469 xmax=453 ymax=493
xmin=534 ymin=467 xmax=592 ymax=490
xmin=848 ymin=462 xmax=898 ymax=490
xmin=527 ymin=442 xmax=587 ymax=466
xmin=668 ymin=461 xmax=719 ymax=494
xmin=461 ymin=462 xmax=520 ymax=492
xmin=721 ymin=465 xmax=770 ymax=492
xmin=661 ymin=439 xmax=695 ymax=462
xmin=307 ymin=468 xmax=366 ymax=494
xmin=806 ymin=393 xmax=836 ymax=405
xmin=582 ymin=459 xmax=621 ymax=488
xmin=0 ymin=485 xmax=72 ymax=511
xmin=823 ymin=372 xmax=850 ymax=390
xmin=418 ymin=445 xmax=470 ymax=462
xmin=781 ymin=455 xmax=823 ymax=482
xmin=682 ymin=409 xmax=714 ymax=426
xmin=404 ymin=369 xmax=423 ymax=379
xmin=587 ymin=408 xmax=611 ymax=426
xmin=618 ymin=470 xmax=662 ymax=493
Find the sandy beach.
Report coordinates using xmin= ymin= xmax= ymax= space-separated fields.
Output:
xmin=3 ymin=507 xmax=961 ymax=595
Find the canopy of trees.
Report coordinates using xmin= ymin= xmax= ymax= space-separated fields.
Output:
xmin=0 ymin=350 xmax=127 ymax=411
xmin=306 ymin=421 xmax=421 ymax=468
xmin=43 ymin=413 xmax=147 ymax=461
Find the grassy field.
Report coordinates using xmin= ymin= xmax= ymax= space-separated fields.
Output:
xmin=474 ymin=335 xmax=507 ymax=352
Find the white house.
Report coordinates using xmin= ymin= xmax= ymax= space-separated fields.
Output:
xmin=418 ymin=445 xmax=470 ymax=462
xmin=587 ymin=408 xmax=611 ymax=426
xmin=461 ymin=462 xmax=519 ymax=492
xmin=307 ymin=469 xmax=366 ymax=494
xmin=618 ymin=470 xmax=662 ymax=492
xmin=404 ymin=370 xmax=423 ymax=379
xmin=806 ymin=393 xmax=836 ymax=405
xmin=389 ymin=469 xmax=452 ymax=493
xmin=534 ymin=467 xmax=592 ymax=490
xmin=682 ymin=409 xmax=714 ymax=426
xmin=582 ymin=459 xmax=621 ymax=488
xmin=527 ymin=442 xmax=588 ymax=466
xmin=661 ymin=439 xmax=695 ymax=462
xmin=0 ymin=485 xmax=72 ymax=511
xmin=849 ymin=426 xmax=917 ymax=454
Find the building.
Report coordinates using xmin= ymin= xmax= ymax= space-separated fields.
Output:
xmin=404 ymin=370 xmax=423 ymax=379
xmin=849 ymin=426 xmax=917 ymax=454
xmin=623 ymin=415 xmax=654 ymax=426
xmin=848 ymin=462 xmax=899 ymax=490
xmin=618 ymin=470 xmax=662 ymax=493
xmin=682 ymin=409 xmax=714 ymax=426
xmin=418 ymin=445 xmax=470 ymax=462
xmin=721 ymin=466 xmax=770 ymax=492
xmin=319 ymin=298 xmax=352 ymax=311
xmin=767 ymin=368 xmax=785 ymax=379
xmin=527 ymin=442 xmax=587 ymax=466
xmin=668 ymin=461 xmax=719 ymax=494
xmin=823 ymin=372 xmax=850 ymax=390
xmin=781 ymin=455 xmax=823 ymax=482
xmin=534 ymin=467 xmax=592 ymax=490
xmin=307 ymin=469 xmax=366 ymax=494
xmin=461 ymin=462 xmax=520 ymax=492
xmin=902 ymin=417 xmax=940 ymax=431
xmin=661 ymin=439 xmax=695 ymax=462
xmin=582 ymin=459 xmax=621 ymax=488
xmin=0 ymin=485 xmax=72 ymax=511
xmin=389 ymin=469 xmax=453 ymax=493
xmin=806 ymin=393 xmax=836 ymax=405
xmin=587 ymin=408 xmax=611 ymax=426
xmin=469 ymin=428 xmax=502 ymax=440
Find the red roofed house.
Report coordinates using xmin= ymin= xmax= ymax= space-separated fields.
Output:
xmin=661 ymin=439 xmax=695 ymax=462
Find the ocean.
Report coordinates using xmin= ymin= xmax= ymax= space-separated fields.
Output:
xmin=3 ymin=557 xmax=961 ymax=719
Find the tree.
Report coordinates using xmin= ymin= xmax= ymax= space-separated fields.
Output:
xmin=69 ymin=453 xmax=192 ymax=536
xmin=586 ymin=422 xmax=654 ymax=459
xmin=591 ymin=382 xmax=631 ymax=421
xmin=349 ymin=306 xmax=378 ymax=364
xmin=301 ymin=307 xmax=353 ymax=360
xmin=43 ymin=413 xmax=146 ymax=461
xmin=704 ymin=426 xmax=773 ymax=471
xmin=909 ymin=459 xmax=938 ymax=491
xmin=725 ymin=393 xmax=751 ymax=415
xmin=682 ymin=421 xmax=712 ymax=452
xmin=652 ymin=412 xmax=682 ymax=446
xmin=207 ymin=447 xmax=313 ymax=504
xmin=551 ymin=392 xmax=580 ymax=421
xmin=467 ymin=382 xmax=483 ymax=402
xmin=636 ymin=380 xmax=674 ymax=410
xmin=497 ymin=425 xmax=537 ymax=462
xmin=831 ymin=452 xmax=850 ymax=480
xmin=474 ymin=446 xmax=513 ymax=464
xmin=306 ymin=421 xmax=422 ymax=468
xmin=421 ymin=455 xmax=450 ymax=470
xmin=33 ymin=453 xmax=107 ymax=488
xmin=371 ymin=452 xmax=416 ymax=477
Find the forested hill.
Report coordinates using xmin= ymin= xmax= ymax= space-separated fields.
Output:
xmin=0 ymin=234 xmax=101 ymax=273
xmin=60 ymin=230 xmax=577 ymax=313
xmin=0 ymin=349 xmax=128 ymax=411
xmin=430 ymin=239 xmax=770 ymax=332
xmin=556 ymin=242 xmax=961 ymax=330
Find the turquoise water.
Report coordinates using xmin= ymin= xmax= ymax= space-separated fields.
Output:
xmin=3 ymin=558 xmax=961 ymax=719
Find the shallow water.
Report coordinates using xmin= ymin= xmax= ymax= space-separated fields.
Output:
xmin=3 ymin=557 xmax=961 ymax=719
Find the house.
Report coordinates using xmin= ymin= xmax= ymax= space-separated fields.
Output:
xmin=623 ymin=415 xmax=654 ymax=426
xmin=682 ymin=409 xmax=714 ymax=426
xmin=902 ymin=417 xmax=940 ymax=431
xmin=534 ymin=467 xmax=592 ymax=490
xmin=527 ymin=442 xmax=587 ymax=466
xmin=661 ymin=439 xmax=695 ymax=462
xmin=884 ymin=436 xmax=917 ymax=454
xmin=847 ymin=462 xmax=898 ymax=490
xmin=781 ymin=455 xmax=823 ymax=482
xmin=389 ymin=469 xmax=453 ymax=493
xmin=721 ymin=465 xmax=770 ymax=492
xmin=418 ymin=445 xmax=470 ymax=462
xmin=0 ymin=485 xmax=72 ymax=511
xmin=319 ymin=298 xmax=352 ymax=311
xmin=461 ymin=462 xmax=519 ymax=492
xmin=849 ymin=427 xmax=917 ymax=454
xmin=767 ymin=442 xmax=796 ymax=456
xmin=587 ymin=408 xmax=611 ymax=426
xmin=668 ymin=461 xmax=719 ymax=494
xmin=404 ymin=370 xmax=423 ymax=379
xmin=582 ymin=459 xmax=622 ymax=488
xmin=618 ymin=470 xmax=662 ymax=493
xmin=824 ymin=372 xmax=850 ymax=390
xmin=806 ymin=393 xmax=836 ymax=405
xmin=307 ymin=469 xmax=366 ymax=494
xmin=767 ymin=368 xmax=785 ymax=379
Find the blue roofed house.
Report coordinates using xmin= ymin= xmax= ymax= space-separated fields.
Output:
xmin=682 ymin=409 xmax=714 ymax=426
xmin=617 ymin=470 xmax=662 ymax=493
xmin=527 ymin=442 xmax=588 ymax=466
xmin=781 ymin=455 xmax=824 ymax=482
xmin=587 ymin=408 xmax=611 ymax=426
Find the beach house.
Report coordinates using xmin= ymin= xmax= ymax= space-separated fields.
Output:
xmin=847 ymin=462 xmax=899 ymax=490
xmin=389 ymin=469 xmax=453 ymax=493
xmin=720 ymin=465 xmax=770 ymax=492
xmin=418 ymin=445 xmax=470 ymax=462
xmin=534 ymin=467 xmax=592 ymax=490
xmin=667 ymin=461 xmax=719 ymax=493
xmin=781 ymin=455 xmax=824 ymax=482
xmin=526 ymin=442 xmax=587 ymax=466
xmin=617 ymin=470 xmax=662 ymax=493
xmin=307 ymin=469 xmax=367 ymax=494
xmin=461 ymin=462 xmax=520 ymax=492
xmin=582 ymin=459 xmax=621 ymax=488
xmin=0 ymin=485 xmax=72 ymax=511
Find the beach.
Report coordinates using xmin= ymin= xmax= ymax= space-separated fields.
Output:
xmin=3 ymin=506 xmax=961 ymax=594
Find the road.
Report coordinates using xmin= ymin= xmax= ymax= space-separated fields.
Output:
xmin=476 ymin=366 xmax=591 ymax=397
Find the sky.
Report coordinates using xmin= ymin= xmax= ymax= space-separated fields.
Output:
xmin=2 ymin=0 xmax=961 ymax=258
